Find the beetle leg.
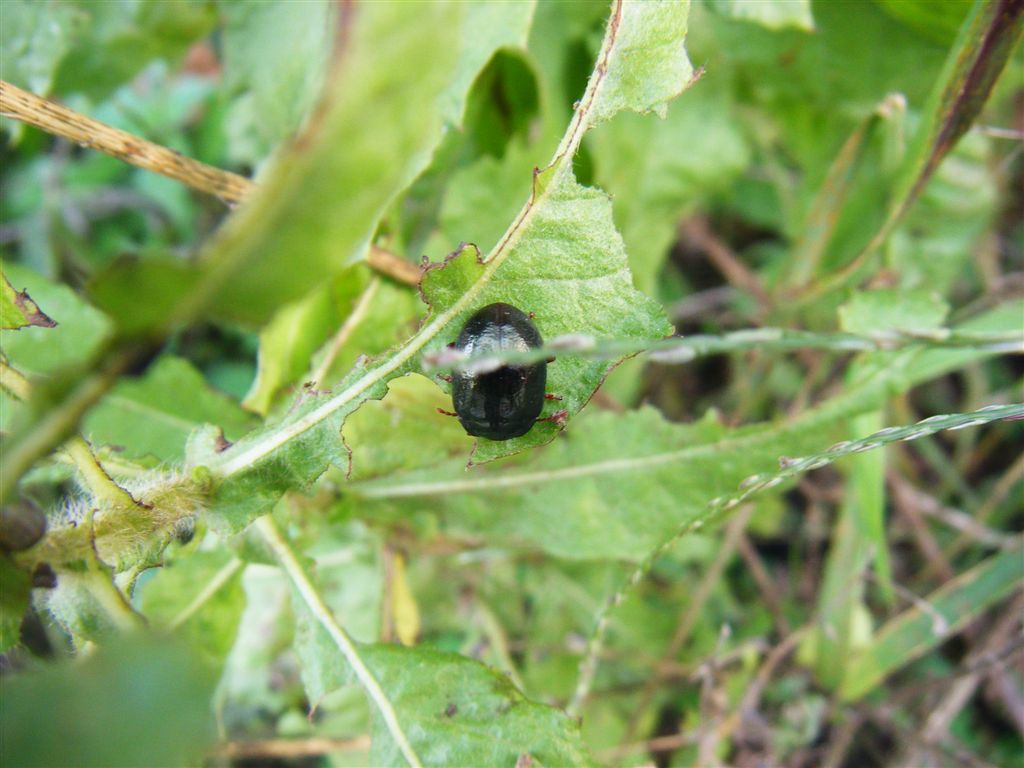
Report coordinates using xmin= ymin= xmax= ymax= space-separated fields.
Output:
xmin=437 ymin=374 xmax=453 ymax=383
xmin=544 ymin=393 xmax=563 ymax=401
xmin=437 ymin=407 xmax=459 ymax=417
xmin=535 ymin=409 xmax=568 ymax=426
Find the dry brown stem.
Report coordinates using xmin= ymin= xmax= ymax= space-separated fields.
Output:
xmin=0 ymin=79 xmax=420 ymax=286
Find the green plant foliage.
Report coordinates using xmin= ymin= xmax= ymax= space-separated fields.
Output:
xmin=2 ymin=0 xmax=1022 ymax=764
xmin=289 ymin=581 xmax=593 ymax=765
xmin=138 ymin=549 xmax=244 ymax=665
xmin=0 ymin=263 xmax=111 ymax=375
xmin=52 ymin=0 xmax=216 ymax=100
xmin=706 ymin=0 xmax=815 ymax=31
xmin=0 ymin=0 xmax=82 ymax=94
xmin=0 ymin=272 xmax=54 ymax=330
xmin=0 ymin=556 xmax=31 ymax=652
xmin=365 ymin=645 xmax=593 ymax=767
xmin=0 ymin=639 xmax=216 ymax=767
xmin=189 ymin=0 xmax=692 ymax=532
xmin=90 ymin=1 xmax=464 ymax=330
xmin=838 ymin=288 xmax=949 ymax=336
xmin=841 ymin=544 xmax=1024 ymax=700
xmin=438 ymin=0 xmax=538 ymax=126
xmin=219 ymin=0 xmax=332 ymax=161
xmin=588 ymin=84 xmax=751 ymax=296
xmin=83 ymin=356 xmax=257 ymax=463
xmin=346 ymin=323 xmax=1017 ymax=560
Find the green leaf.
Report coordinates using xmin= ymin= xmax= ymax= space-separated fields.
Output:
xmin=0 ymin=638 xmax=216 ymax=768
xmin=219 ymin=0 xmax=332 ymax=159
xmin=876 ymin=0 xmax=974 ymax=45
xmin=436 ymin=140 xmax=536 ymax=263
xmin=280 ymin=520 xmax=598 ymax=765
xmin=82 ymin=356 xmax=257 ymax=465
xmin=0 ymin=263 xmax=112 ymax=376
xmin=0 ymin=272 xmax=56 ymax=330
xmin=52 ymin=0 xmax=216 ymax=100
xmin=804 ymin=0 xmax=1024 ymax=297
xmin=139 ymin=548 xmax=245 ymax=666
xmin=840 ymin=545 xmax=1024 ymax=700
xmin=346 ymin=310 xmax=1020 ymax=559
xmin=243 ymin=267 xmax=421 ymax=417
xmin=364 ymin=645 xmax=594 ymax=767
xmin=583 ymin=0 xmax=693 ymax=128
xmin=0 ymin=0 xmax=82 ymax=95
xmin=342 ymin=374 xmax=475 ymax=481
xmin=588 ymin=84 xmax=751 ymax=296
xmin=439 ymin=1 xmax=538 ymax=126
xmin=90 ymin=1 xmax=464 ymax=331
xmin=706 ymin=0 xmax=815 ymax=31
xmin=849 ymin=409 xmax=892 ymax=601
xmin=349 ymin=407 xmax=812 ymax=560
xmin=838 ymin=289 xmax=949 ymax=336
xmin=192 ymin=0 xmax=692 ymax=532
xmin=786 ymin=95 xmax=907 ymax=287
xmin=242 ymin=283 xmax=343 ymax=416
xmin=0 ymin=557 xmax=30 ymax=652
xmin=888 ymin=131 xmax=996 ymax=295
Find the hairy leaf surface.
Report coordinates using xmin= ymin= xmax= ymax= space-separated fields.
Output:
xmin=196 ymin=0 xmax=693 ymax=532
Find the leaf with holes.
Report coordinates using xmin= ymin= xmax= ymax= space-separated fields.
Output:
xmin=194 ymin=0 xmax=694 ymax=533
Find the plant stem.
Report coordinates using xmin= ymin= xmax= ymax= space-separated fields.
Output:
xmin=567 ymin=403 xmax=1024 ymax=717
xmin=169 ymin=558 xmax=245 ymax=631
xmin=0 ymin=344 xmax=147 ymax=504
xmin=254 ymin=516 xmax=423 ymax=768
xmin=0 ymin=79 xmax=251 ymax=203
xmin=0 ymin=79 xmax=419 ymax=286
xmin=63 ymin=436 xmax=141 ymax=509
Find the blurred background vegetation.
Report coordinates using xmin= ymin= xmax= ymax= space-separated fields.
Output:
xmin=1 ymin=1 xmax=1022 ymax=767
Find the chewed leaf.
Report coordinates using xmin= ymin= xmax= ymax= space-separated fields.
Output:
xmin=365 ymin=645 xmax=594 ymax=767
xmin=420 ymin=170 xmax=672 ymax=463
xmin=198 ymin=0 xmax=691 ymax=530
xmin=83 ymin=356 xmax=257 ymax=465
xmin=1 ymin=272 xmax=56 ymax=330
xmin=439 ymin=0 xmax=538 ymax=127
xmin=584 ymin=0 xmax=694 ymax=127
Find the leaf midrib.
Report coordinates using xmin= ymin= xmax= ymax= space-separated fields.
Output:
xmin=209 ymin=1 xmax=629 ymax=480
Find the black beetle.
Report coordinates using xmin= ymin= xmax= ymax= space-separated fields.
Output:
xmin=449 ymin=303 xmax=547 ymax=440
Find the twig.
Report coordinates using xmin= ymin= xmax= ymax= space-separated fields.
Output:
xmin=211 ymin=735 xmax=371 ymax=759
xmin=618 ymin=506 xmax=753 ymax=744
xmin=597 ymin=729 xmax=701 ymax=761
xmin=897 ymin=474 xmax=1020 ymax=552
xmin=680 ymin=216 xmax=771 ymax=312
xmin=310 ymin=277 xmax=381 ymax=388
xmin=0 ymin=79 xmax=421 ymax=286
xmin=666 ymin=286 xmax=737 ymax=322
xmin=915 ymin=452 xmax=1024 ymax=585
xmin=888 ymin=472 xmax=956 ymax=582
xmin=695 ymin=624 xmax=736 ymax=766
xmin=738 ymin=626 xmax=809 ymax=723
xmin=736 ymin=532 xmax=791 ymax=636
xmin=254 ymin=516 xmax=423 ymax=768
xmin=0 ymin=79 xmax=251 ymax=203
xmin=820 ymin=710 xmax=864 ymax=768
xmin=422 ymin=326 xmax=1024 ymax=374
xmin=899 ymin=591 xmax=1024 ymax=768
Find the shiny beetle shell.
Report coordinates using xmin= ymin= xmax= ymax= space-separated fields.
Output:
xmin=451 ymin=303 xmax=546 ymax=440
